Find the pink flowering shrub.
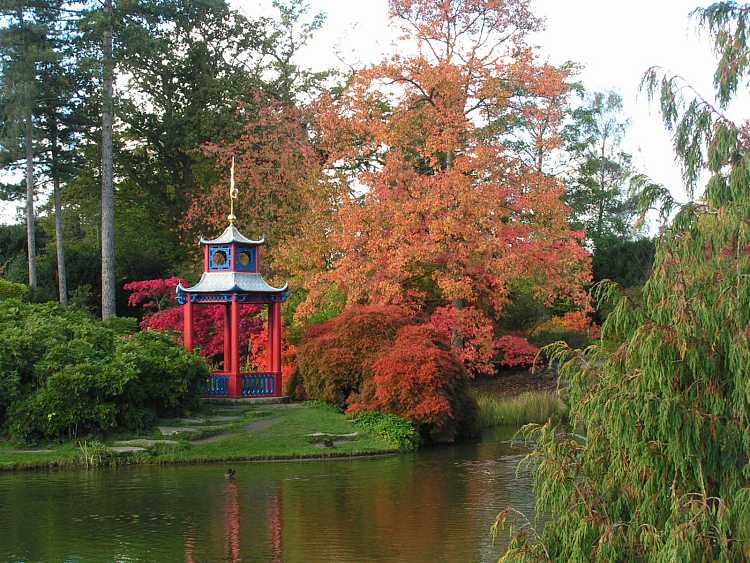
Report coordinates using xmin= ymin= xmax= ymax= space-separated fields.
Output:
xmin=125 ymin=278 xmax=263 ymax=365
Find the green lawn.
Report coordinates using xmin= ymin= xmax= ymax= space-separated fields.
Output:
xmin=0 ymin=402 xmax=400 ymax=471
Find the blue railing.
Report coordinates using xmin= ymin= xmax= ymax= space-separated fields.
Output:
xmin=203 ymin=373 xmax=277 ymax=398
xmin=241 ymin=373 xmax=276 ymax=397
xmin=205 ymin=375 xmax=229 ymax=397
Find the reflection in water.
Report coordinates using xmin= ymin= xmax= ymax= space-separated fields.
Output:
xmin=224 ymin=481 xmax=241 ymax=562
xmin=0 ymin=427 xmax=534 ymax=562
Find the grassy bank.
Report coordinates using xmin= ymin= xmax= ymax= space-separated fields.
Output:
xmin=0 ymin=402 xmax=413 ymax=472
xmin=473 ymin=389 xmax=567 ymax=428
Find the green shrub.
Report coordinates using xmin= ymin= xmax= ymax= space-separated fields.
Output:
xmin=528 ymin=329 xmax=591 ymax=350
xmin=0 ymin=299 xmax=208 ymax=443
xmin=116 ymin=331 xmax=206 ymax=416
xmin=497 ymin=281 xmax=549 ymax=332
xmin=349 ymin=411 xmax=419 ymax=451
xmin=0 ymin=279 xmax=28 ymax=301
xmin=101 ymin=316 xmax=139 ymax=336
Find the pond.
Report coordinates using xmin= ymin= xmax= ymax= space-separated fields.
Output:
xmin=0 ymin=427 xmax=536 ymax=563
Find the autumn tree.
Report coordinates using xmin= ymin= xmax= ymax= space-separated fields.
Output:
xmin=306 ymin=0 xmax=590 ymax=351
xmin=499 ymin=3 xmax=750 ymax=560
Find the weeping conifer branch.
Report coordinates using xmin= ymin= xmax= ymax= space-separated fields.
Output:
xmin=499 ymin=3 xmax=750 ymax=560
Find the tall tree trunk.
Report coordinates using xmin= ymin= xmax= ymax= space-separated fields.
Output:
xmin=51 ymin=116 xmax=67 ymax=304
xmin=19 ymin=6 xmax=36 ymax=289
xmin=53 ymin=176 xmax=67 ymax=304
xmin=25 ymin=111 xmax=36 ymax=289
xmin=101 ymin=0 xmax=116 ymax=319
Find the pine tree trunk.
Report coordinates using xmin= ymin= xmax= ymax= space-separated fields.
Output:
xmin=20 ymin=4 xmax=36 ymax=290
xmin=50 ymin=114 xmax=67 ymax=305
xmin=101 ymin=0 xmax=116 ymax=319
xmin=53 ymin=175 xmax=67 ymax=305
xmin=25 ymin=111 xmax=36 ymax=289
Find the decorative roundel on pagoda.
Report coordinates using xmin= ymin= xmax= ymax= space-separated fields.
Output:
xmin=176 ymin=224 xmax=289 ymax=305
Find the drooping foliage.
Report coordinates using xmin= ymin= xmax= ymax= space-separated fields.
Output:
xmin=295 ymin=305 xmax=413 ymax=407
xmin=351 ymin=324 xmax=477 ymax=442
xmin=500 ymin=3 xmax=750 ymax=560
xmin=295 ymin=304 xmax=478 ymax=440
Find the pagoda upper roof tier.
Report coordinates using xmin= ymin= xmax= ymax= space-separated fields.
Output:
xmin=199 ymin=224 xmax=264 ymax=246
xmin=177 ymin=272 xmax=288 ymax=295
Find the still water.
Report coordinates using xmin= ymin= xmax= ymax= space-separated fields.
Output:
xmin=0 ymin=427 xmax=535 ymax=563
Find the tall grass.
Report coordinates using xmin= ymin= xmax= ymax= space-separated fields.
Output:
xmin=473 ymin=390 xmax=567 ymax=428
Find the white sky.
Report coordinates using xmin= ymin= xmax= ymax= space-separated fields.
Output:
xmin=2 ymin=0 xmax=746 ymax=224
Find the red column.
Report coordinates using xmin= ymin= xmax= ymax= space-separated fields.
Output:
xmin=272 ymin=300 xmax=282 ymax=397
xmin=183 ymin=298 xmax=194 ymax=352
xmin=267 ymin=303 xmax=275 ymax=373
xmin=223 ymin=302 xmax=231 ymax=373
xmin=230 ymin=295 xmax=241 ymax=398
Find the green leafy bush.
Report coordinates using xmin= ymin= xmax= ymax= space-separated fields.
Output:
xmin=101 ymin=316 xmax=139 ymax=336
xmin=349 ymin=411 xmax=419 ymax=451
xmin=497 ymin=281 xmax=549 ymax=332
xmin=0 ymin=279 xmax=28 ymax=301
xmin=0 ymin=299 xmax=208 ymax=443
xmin=528 ymin=329 xmax=591 ymax=350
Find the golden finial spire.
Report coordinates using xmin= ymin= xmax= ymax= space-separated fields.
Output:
xmin=228 ymin=156 xmax=238 ymax=225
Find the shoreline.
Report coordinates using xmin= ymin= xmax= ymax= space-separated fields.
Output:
xmin=0 ymin=401 xmax=405 ymax=473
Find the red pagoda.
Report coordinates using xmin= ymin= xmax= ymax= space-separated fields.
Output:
xmin=177 ymin=161 xmax=289 ymax=398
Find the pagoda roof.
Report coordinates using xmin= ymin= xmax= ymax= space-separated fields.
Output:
xmin=200 ymin=224 xmax=264 ymax=246
xmin=177 ymin=272 xmax=288 ymax=295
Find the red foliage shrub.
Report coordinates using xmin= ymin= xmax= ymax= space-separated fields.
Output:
xmin=350 ymin=324 xmax=477 ymax=442
xmin=125 ymin=278 xmax=263 ymax=366
xmin=295 ymin=305 xmax=414 ymax=406
xmin=428 ymin=305 xmax=496 ymax=377
xmin=124 ymin=278 xmax=186 ymax=311
xmin=495 ymin=335 xmax=541 ymax=369
xmin=249 ymin=328 xmax=298 ymax=394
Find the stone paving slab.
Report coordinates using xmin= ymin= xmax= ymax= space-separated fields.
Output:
xmin=307 ymin=432 xmax=358 ymax=443
xmin=204 ymin=415 xmax=244 ymax=422
xmin=113 ymin=439 xmax=178 ymax=447
xmin=158 ymin=426 xmax=199 ymax=436
xmin=176 ymin=418 xmax=206 ymax=425
xmin=110 ymin=446 xmax=147 ymax=454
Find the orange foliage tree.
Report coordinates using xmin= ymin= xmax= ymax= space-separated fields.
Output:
xmin=304 ymin=0 xmax=590 ymax=342
xmin=351 ymin=323 xmax=477 ymax=441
